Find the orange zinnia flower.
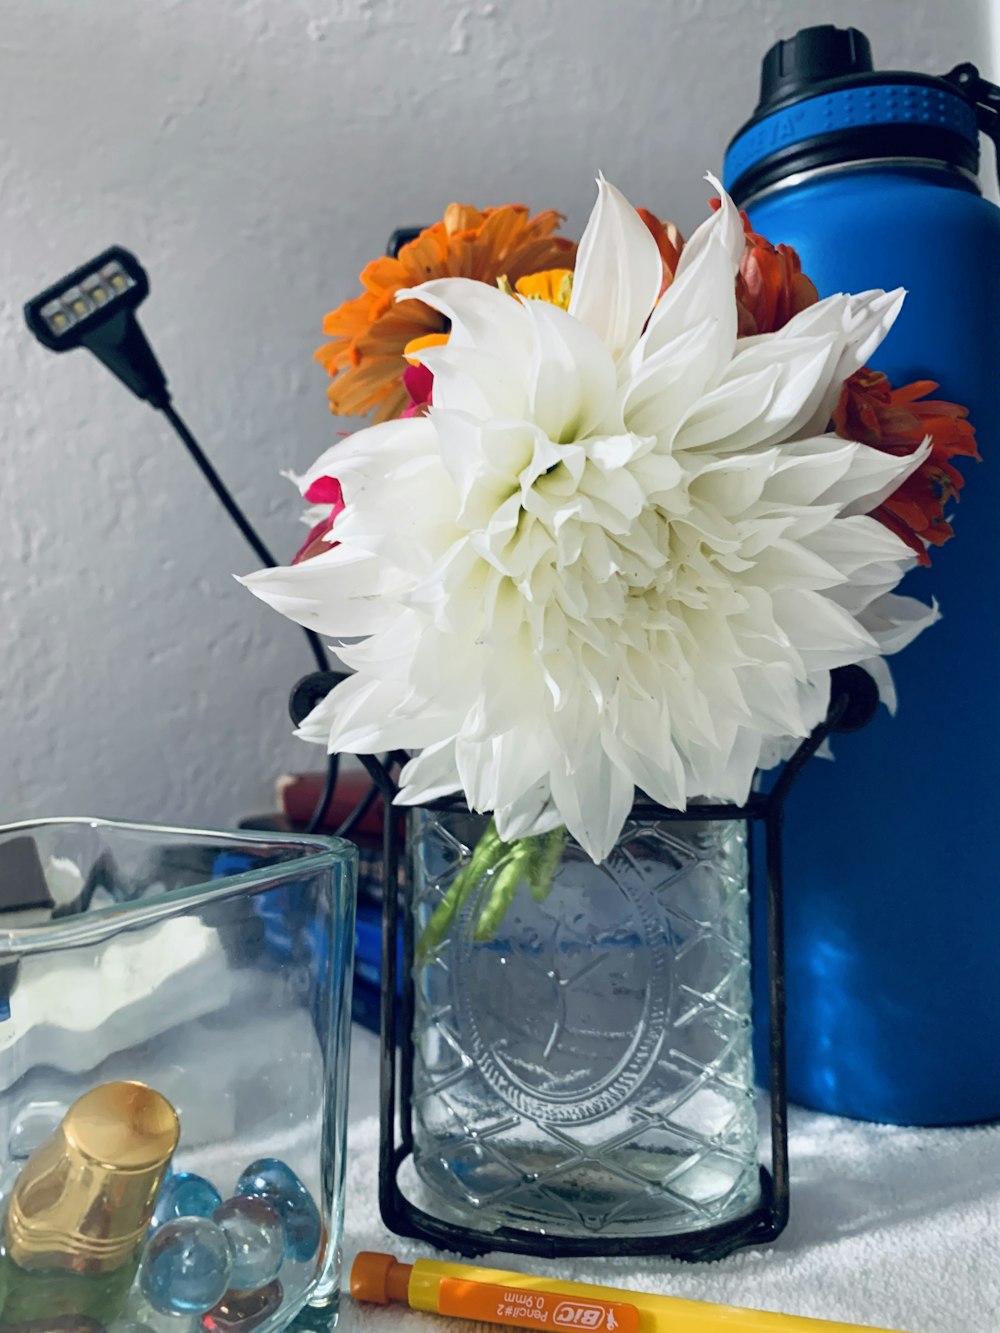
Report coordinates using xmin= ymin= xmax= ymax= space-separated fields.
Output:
xmin=316 ymin=203 xmax=577 ymax=422
xmin=833 ymin=370 xmax=980 ymax=564
xmin=736 ymin=217 xmax=819 ymax=336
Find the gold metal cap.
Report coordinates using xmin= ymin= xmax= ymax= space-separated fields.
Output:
xmin=6 ymin=1080 xmax=179 ymax=1273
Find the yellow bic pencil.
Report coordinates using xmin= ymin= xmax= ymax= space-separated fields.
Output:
xmin=350 ymin=1252 xmax=910 ymax=1333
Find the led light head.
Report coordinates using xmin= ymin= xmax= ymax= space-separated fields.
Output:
xmin=26 ymin=247 xmax=147 ymax=350
xmin=25 ymin=246 xmax=167 ymax=407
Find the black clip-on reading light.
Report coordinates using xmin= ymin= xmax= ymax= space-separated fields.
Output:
xmin=23 ymin=245 xmax=357 ymax=835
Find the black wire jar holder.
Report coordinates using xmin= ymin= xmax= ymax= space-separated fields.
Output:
xmin=290 ymin=663 xmax=878 ymax=1261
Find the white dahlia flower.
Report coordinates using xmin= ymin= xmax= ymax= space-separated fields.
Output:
xmin=244 ymin=176 xmax=935 ymax=861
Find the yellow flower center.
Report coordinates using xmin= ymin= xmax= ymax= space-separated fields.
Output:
xmin=514 ymin=268 xmax=575 ymax=310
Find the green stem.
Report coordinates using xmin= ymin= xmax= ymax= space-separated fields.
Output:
xmin=526 ymin=826 xmax=568 ymax=903
xmin=416 ymin=871 xmax=471 ymax=962
xmin=417 ymin=819 xmax=505 ymax=960
xmin=417 ymin=819 xmax=570 ymax=955
xmin=473 ymin=842 xmax=534 ymax=941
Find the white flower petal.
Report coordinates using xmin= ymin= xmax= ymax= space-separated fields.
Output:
xmin=396 ymin=740 xmax=463 ymax=805
xmin=788 ymin=434 xmax=933 ymax=515
xmin=674 ymin=363 xmax=785 ymax=453
xmin=764 ymin=437 xmax=859 ymax=506
xmin=673 ymin=175 xmax=746 ymax=276
xmin=839 ymin=439 xmax=932 ymax=516
xmin=773 ymin=588 xmax=879 ymax=669
xmin=301 ymin=417 xmax=427 ymax=487
xmin=788 ymin=288 xmax=904 ymax=436
xmin=637 ymin=179 xmax=742 ymax=369
xmin=805 ymin=513 xmax=916 ymax=574
xmin=639 ymin=232 xmax=737 ymax=370
xmin=698 ymin=336 xmax=841 ymax=452
xmin=624 ymin=317 xmax=728 ymax=441
xmin=239 ymin=547 xmax=404 ymax=637
xmin=856 ymin=654 xmax=898 ymax=715
xmin=419 ymin=342 xmax=531 ymax=419
xmin=548 ymin=739 xmax=635 ymax=862
xmin=525 ymin=298 xmax=620 ymax=442
xmin=858 ymin=592 xmax=941 ymax=655
xmin=494 ymin=784 xmax=564 ymax=841
xmin=399 ymin=276 xmax=531 ymax=370
xmin=603 ymin=695 xmax=687 ymax=810
xmin=568 ymin=174 xmax=663 ymax=362
xmin=433 ymin=413 xmax=538 ymax=529
xmin=335 ymin=456 xmax=462 ymax=575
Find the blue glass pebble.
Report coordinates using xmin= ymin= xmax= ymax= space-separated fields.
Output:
xmin=152 ymin=1171 xmax=223 ymax=1229
xmin=140 ymin=1217 xmax=232 ymax=1316
xmin=212 ymin=1195 xmax=284 ymax=1289
xmin=234 ymin=1158 xmax=321 ymax=1263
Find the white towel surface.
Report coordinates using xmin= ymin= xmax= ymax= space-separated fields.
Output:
xmin=341 ymin=1031 xmax=1000 ymax=1333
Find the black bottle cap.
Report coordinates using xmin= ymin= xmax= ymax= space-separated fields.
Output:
xmin=758 ymin=25 xmax=873 ymax=111
xmin=725 ymin=23 xmax=981 ymax=205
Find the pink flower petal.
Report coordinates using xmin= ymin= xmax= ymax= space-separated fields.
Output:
xmin=304 ymin=475 xmax=345 ymax=508
xmin=402 ymin=361 xmax=434 ymax=406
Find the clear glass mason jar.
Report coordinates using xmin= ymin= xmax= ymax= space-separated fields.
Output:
xmin=409 ymin=808 xmax=760 ymax=1240
xmin=0 ymin=818 xmax=356 ymax=1331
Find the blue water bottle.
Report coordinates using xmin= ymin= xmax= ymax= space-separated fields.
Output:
xmin=723 ymin=26 xmax=1000 ymax=1125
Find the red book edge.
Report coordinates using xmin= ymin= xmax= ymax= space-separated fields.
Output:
xmin=276 ymin=770 xmax=387 ymax=840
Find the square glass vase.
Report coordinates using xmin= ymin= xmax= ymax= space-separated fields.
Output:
xmin=0 ymin=817 xmax=357 ymax=1333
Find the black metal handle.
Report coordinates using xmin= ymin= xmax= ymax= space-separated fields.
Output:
xmin=944 ymin=62 xmax=1000 ymax=179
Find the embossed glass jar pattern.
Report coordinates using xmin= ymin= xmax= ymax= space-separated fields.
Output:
xmin=408 ymin=808 xmax=760 ymax=1239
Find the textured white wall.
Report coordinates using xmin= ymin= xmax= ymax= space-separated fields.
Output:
xmin=0 ymin=0 xmax=990 ymax=829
